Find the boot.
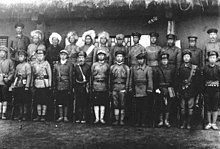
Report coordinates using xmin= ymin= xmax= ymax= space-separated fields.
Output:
xmin=100 ymin=106 xmax=105 ymax=124
xmin=164 ymin=113 xmax=171 ymax=128
xmin=34 ymin=105 xmax=42 ymax=122
xmin=64 ymin=107 xmax=69 ymax=123
xmin=22 ymin=105 xmax=28 ymax=121
xmin=212 ymin=111 xmax=219 ymax=130
xmin=120 ymin=109 xmax=125 ymax=126
xmin=1 ymin=113 xmax=6 ymax=120
xmin=180 ymin=114 xmax=186 ymax=129
xmin=113 ymin=109 xmax=119 ymax=125
xmin=40 ymin=115 xmax=46 ymax=122
xmin=205 ymin=111 xmax=212 ymax=130
xmin=93 ymin=106 xmax=99 ymax=124
xmin=2 ymin=102 xmax=7 ymax=120
xmin=186 ymin=110 xmax=193 ymax=129
xmin=56 ymin=106 xmax=63 ymax=122
xmin=157 ymin=114 xmax=163 ymax=127
xmin=41 ymin=105 xmax=47 ymax=122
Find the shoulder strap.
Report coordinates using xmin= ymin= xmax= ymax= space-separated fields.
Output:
xmin=186 ymin=64 xmax=197 ymax=84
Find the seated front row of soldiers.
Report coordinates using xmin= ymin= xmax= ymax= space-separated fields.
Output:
xmin=0 ymin=45 xmax=219 ymax=131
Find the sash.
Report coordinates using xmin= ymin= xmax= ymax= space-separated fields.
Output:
xmin=86 ymin=45 xmax=95 ymax=56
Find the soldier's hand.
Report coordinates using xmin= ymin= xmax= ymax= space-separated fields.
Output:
xmin=3 ymin=78 xmax=9 ymax=83
xmin=155 ymin=89 xmax=161 ymax=94
xmin=25 ymin=87 xmax=29 ymax=91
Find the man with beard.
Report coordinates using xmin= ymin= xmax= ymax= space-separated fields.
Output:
xmin=8 ymin=22 xmax=30 ymax=65
xmin=110 ymin=51 xmax=130 ymax=126
xmin=128 ymin=32 xmax=145 ymax=67
xmin=73 ymin=51 xmax=91 ymax=124
xmin=161 ymin=34 xmax=182 ymax=70
xmin=204 ymin=28 xmax=220 ymax=66
xmin=81 ymin=30 xmax=96 ymax=66
xmin=0 ymin=46 xmax=14 ymax=119
xmin=110 ymin=34 xmax=128 ymax=65
xmin=91 ymin=49 xmax=110 ymax=124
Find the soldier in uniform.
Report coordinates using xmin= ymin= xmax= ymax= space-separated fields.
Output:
xmin=46 ymin=32 xmax=63 ymax=68
xmin=128 ymin=32 xmax=145 ymax=67
xmin=204 ymin=28 xmax=220 ymax=65
xmin=91 ymin=49 xmax=110 ymax=124
xmin=129 ymin=53 xmax=153 ymax=127
xmin=203 ymin=51 xmax=220 ymax=130
xmin=65 ymin=31 xmax=81 ymax=65
xmin=93 ymin=31 xmax=110 ymax=64
xmin=109 ymin=34 xmax=128 ymax=65
xmin=81 ymin=30 xmax=96 ymax=66
xmin=27 ymin=30 xmax=46 ymax=65
xmin=110 ymin=51 xmax=130 ymax=125
xmin=161 ymin=34 xmax=182 ymax=69
xmin=32 ymin=49 xmax=52 ymax=122
xmin=176 ymin=50 xmax=199 ymax=129
xmin=8 ymin=22 xmax=30 ymax=64
xmin=0 ymin=46 xmax=14 ymax=119
xmin=154 ymin=53 xmax=176 ymax=128
xmin=73 ymin=51 xmax=91 ymax=124
xmin=53 ymin=50 xmax=73 ymax=122
xmin=13 ymin=50 xmax=31 ymax=121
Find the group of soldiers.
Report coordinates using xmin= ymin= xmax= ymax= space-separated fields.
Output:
xmin=1 ymin=22 xmax=220 ymax=131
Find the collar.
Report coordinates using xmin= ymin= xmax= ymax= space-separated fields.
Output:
xmin=115 ymin=61 xmax=124 ymax=65
xmin=209 ymin=63 xmax=216 ymax=68
xmin=60 ymin=59 xmax=67 ymax=65
xmin=137 ymin=64 xmax=146 ymax=70
xmin=150 ymin=43 xmax=157 ymax=47
xmin=183 ymin=62 xmax=192 ymax=68
xmin=98 ymin=60 xmax=105 ymax=65
xmin=16 ymin=34 xmax=23 ymax=39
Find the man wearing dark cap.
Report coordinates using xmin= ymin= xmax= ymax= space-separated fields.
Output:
xmin=110 ymin=50 xmax=130 ymax=126
xmin=128 ymin=32 xmax=145 ymax=67
xmin=129 ymin=53 xmax=153 ymax=127
xmin=53 ymin=50 xmax=73 ymax=122
xmin=12 ymin=50 xmax=31 ymax=121
xmin=145 ymin=32 xmax=162 ymax=67
xmin=91 ymin=49 xmax=110 ymax=124
xmin=203 ymin=51 xmax=220 ymax=130
xmin=161 ymin=34 xmax=181 ymax=70
xmin=154 ymin=52 xmax=176 ymax=128
xmin=8 ymin=22 xmax=30 ymax=64
xmin=73 ymin=51 xmax=91 ymax=124
xmin=176 ymin=50 xmax=199 ymax=129
xmin=204 ymin=28 xmax=220 ymax=66
xmin=110 ymin=34 xmax=128 ymax=65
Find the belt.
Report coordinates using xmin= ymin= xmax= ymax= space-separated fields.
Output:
xmin=35 ymin=76 xmax=48 ymax=79
xmin=205 ymin=81 xmax=219 ymax=87
xmin=95 ymin=79 xmax=105 ymax=83
xmin=114 ymin=82 xmax=125 ymax=84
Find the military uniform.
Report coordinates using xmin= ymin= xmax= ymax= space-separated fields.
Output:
xmin=73 ymin=51 xmax=91 ymax=123
xmin=91 ymin=50 xmax=110 ymax=124
xmin=46 ymin=45 xmax=63 ymax=67
xmin=177 ymin=50 xmax=199 ymax=129
xmin=110 ymin=51 xmax=130 ymax=125
xmin=130 ymin=53 xmax=153 ymax=126
xmin=154 ymin=53 xmax=176 ymax=128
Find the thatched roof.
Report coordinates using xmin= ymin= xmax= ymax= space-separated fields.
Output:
xmin=0 ymin=0 xmax=219 ymax=19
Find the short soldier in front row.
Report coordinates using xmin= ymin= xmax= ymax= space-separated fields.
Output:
xmin=177 ymin=50 xmax=199 ymax=129
xmin=91 ymin=49 xmax=110 ymax=124
xmin=73 ymin=51 xmax=91 ymax=124
xmin=53 ymin=49 xmax=73 ymax=122
xmin=129 ymin=53 xmax=153 ymax=127
xmin=154 ymin=53 xmax=176 ymax=128
xmin=110 ymin=51 xmax=130 ymax=125
xmin=13 ymin=50 xmax=31 ymax=121
xmin=203 ymin=51 xmax=220 ymax=130
xmin=32 ymin=49 xmax=52 ymax=121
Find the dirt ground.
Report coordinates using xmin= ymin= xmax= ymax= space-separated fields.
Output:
xmin=0 ymin=120 xmax=219 ymax=149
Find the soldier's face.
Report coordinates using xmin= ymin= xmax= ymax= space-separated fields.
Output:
xmin=167 ymin=39 xmax=174 ymax=46
xmin=100 ymin=37 xmax=107 ymax=45
xmin=183 ymin=54 xmax=191 ymax=63
xmin=116 ymin=39 xmax=123 ymax=45
xmin=78 ymin=56 xmax=85 ymax=65
xmin=85 ymin=36 xmax=92 ymax=45
xmin=116 ymin=54 xmax=123 ymax=63
xmin=161 ymin=59 xmax=168 ymax=65
xmin=209 ymin=55 xmax=217 ymax=64
xmin=16 ymin=27 xmax=23 ymax=34
xmin=150 ymin=37 xmax=157 ymax=44
xmin=69 ymin=36 xmax=76 ymax=44
xmin=133 ymin=36 xmax=140 ymax=44
xmin=52 ymin=38 xmax=59 ymax=46
xmin=137 ymin=59 xmax=145 ymax=65
xmin=97 ymin=54 xmax=105 ymax=61
xmin=209 ymin=33 xmax=217 ymax=42
xmin=18 ymin=55 xmax=25 ymax=62
xmin=0 ymin=51 xmax=6 ymax=58
xmin=189 ymin=40 xmax=196 ymax=47
xmin=37 ymin=54 xmax=44 ymax=61
xmin=60 ymin=53 xmax=67 ymax=60
xmin=32 ymin=36 xmax=40 ymax=44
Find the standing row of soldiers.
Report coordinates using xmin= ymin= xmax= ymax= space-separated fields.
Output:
xmin=2 ymin=22 xmax=220 ymax=130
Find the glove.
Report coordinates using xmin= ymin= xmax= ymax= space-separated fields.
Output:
xmin=156 ymin=89 xmax=161 ymax=94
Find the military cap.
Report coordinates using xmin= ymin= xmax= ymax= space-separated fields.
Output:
xmin=17 ymin=50 xmax=27 ymax=57
xmin=207 ymin=28 xmax=218 ymax=34
xmin=0 ymin=46 xmax=8 ymax=53
xmin=14 ymin=22 xmax=24 ymax=29
xmin=166 ymin=34 xmax=177 ymax=40
xmin=182 ymin=50 xmax=192 ymax=57
xmin=188 ymin=35 xmax=198 ymax=41
xmin=136 ymin=53 xmax=146 ymax=59
xmin=116 ymin=34 xmax=124 ymax=40
xmin=77 ymin=51 xmax=87 ymax=58
xmin=115 ymin=50 xmax=125 ymax=57
xmin=131 ymin=32 xmax=141 ymax=38
xmin=149 ymin=32 xmax=159 ymax=38
xmin=208 ymin=51 xmax=219 ymax=57
xmin=160 ymin=52 xmax=169 ymax=60
xmin=60 ymin=49 xmax=68 ymax=55
xmin=97 ymin=49 xmax=107 ymax=55
xmin=36 ymin=49 xmax=46 ymax=55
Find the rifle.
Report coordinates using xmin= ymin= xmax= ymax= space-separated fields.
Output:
xmin=30 ymin=87 xmax=35 ymax=121
xmin=10 ymin=89 xmax=15 ymax=120
xmin=53 ymin=90 xmax=57 ymax=122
